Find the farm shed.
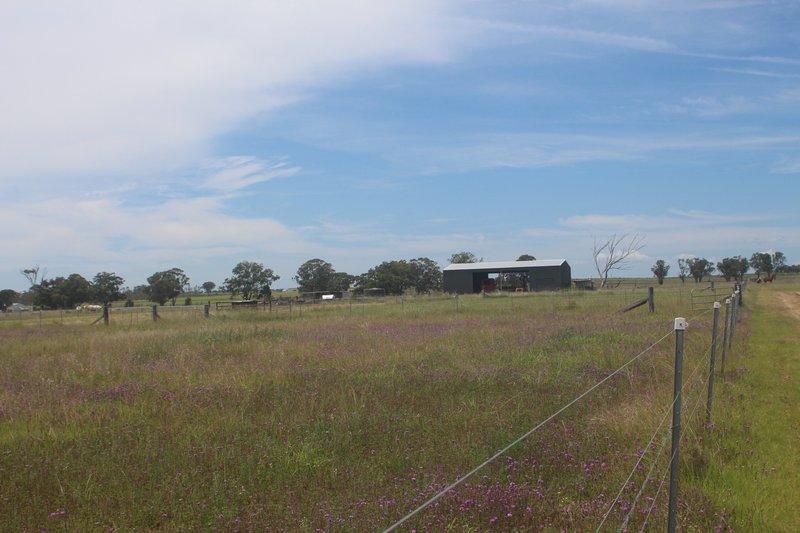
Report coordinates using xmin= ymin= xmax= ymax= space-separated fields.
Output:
xmin=443 ymin=260 xmax=572 ymax=294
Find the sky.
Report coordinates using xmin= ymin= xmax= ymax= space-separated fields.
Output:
xmin=2 ymin=0 xmax=799 ymax=291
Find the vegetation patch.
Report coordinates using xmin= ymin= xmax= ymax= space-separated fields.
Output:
xmin=1 ymin=285 xmax=792 ymax=531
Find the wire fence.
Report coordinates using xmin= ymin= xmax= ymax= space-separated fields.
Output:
xmin=1 ymin=282 xmax=747 ymax=530
xmin=0 ymin=284 xmax=704 ymax=328
xmin=381 ymin=285 xmax=744 ymax=532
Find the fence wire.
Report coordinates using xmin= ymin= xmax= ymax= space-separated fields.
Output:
xmin=384 ymin=328 xmax=675 ymax=532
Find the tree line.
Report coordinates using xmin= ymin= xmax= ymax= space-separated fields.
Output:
xmin=2 ymin=249 xmax=796 ymax=312
xmin=3 ymin=255 xmax=454 ymax=311
xmin=650 ymin=251 xmax=789 ymax=285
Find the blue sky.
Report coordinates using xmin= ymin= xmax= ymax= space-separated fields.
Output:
xmin=2 ymin=0 xmax=799 ymax=291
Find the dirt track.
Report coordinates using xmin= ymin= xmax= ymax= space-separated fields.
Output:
xmin=775 ymin=291 xmax=800 ymax=321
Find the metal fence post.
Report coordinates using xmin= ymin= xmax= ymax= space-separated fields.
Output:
xmin=706 ymin=302 xmax=720 ymax=423
xmin=729 ymin=292 xmax=738 ymax=349
xmin=720 ymin=298 xmax=730 ymax=376
xmin=668 ymin=317 xmax=687 ymax=533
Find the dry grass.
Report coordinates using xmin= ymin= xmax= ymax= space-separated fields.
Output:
xmin=0 ymin=288 xmax=746 ymax=531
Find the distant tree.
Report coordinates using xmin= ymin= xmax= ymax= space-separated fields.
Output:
xmin=592 ymin=234 xmax=646 ymax=288
xmin=677 ymin=258 xmax=690 ymax=283
xmin=294 ymin=259 xmax=336 ymax=293
xmin=0 ymin=289 xmax=19 ymax=311
xmin=651 ymin=259 xmax=670 ymax=285
xmin=517 ymin=254 xmax=536 ymax=261
xmin=33 ymin=274 xmax=93 ymax=309
xmin=409 ymin=257 xmax=442 ymax=294
xmin=736 ymin=256 xmax=750 ymax=281
xmin=93 ymin=272 xmax=125 ymax=305
xmin=448 ymin=251 xmax=480 ymax=264
xmin=201 ymin=281 xmax=216 ymax=294
xmin=224 ymin=261 xmax=279 ymax=300
xmin=777 ymin=264 xmax=800 ymax=274
xmin=329 ymin=272 xmax=354 ymax=292
xmin=772 ymin=251 xmax=786 ymax=279
xmin=687 ymin=258 xmax=714 ymax=283
xmin=145 ymin=268 xmax=190 ymax=306
xmin=716 ymin=256 xmax=749 ymax=282
xmin=749 ymin=252 xmax=773 ymax=279
xmin=130 ymin=285 xmax=149 ymax=300
xmin=749 ymin=251 xmax=786 ymax=281
xmin=357 ymin=260 xmax=415 ymax=295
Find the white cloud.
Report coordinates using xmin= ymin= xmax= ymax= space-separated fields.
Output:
xmin=0 ymin=191 xmax=313 ymax=288
xmin=0 ymin=0 xmax=456 ymax=186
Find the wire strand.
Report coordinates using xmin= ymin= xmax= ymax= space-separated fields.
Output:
xmin=595 ymin=388 xmax=676 ymax=532
xmin=602 ymin=335 xmax=713 ymax=531
xmin=382 ymin=328 xmax=674 ymax=533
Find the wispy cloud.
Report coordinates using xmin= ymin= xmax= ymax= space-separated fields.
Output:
xmin=201 ymin=157 xmax=300 ymax=193
xmin=714 ymin=67 xmax=800 ymax=79
xmin=398 ymin=132 xmax=800 ymax=174
xmin=772 ymin=159 xmax=800 ymax=174
xmin=477 ymin=20 xmax=676 ymax=52
xmin=658 ymin=96 xmax=754 ymax=117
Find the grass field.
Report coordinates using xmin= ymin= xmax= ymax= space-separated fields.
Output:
xmin=693 ymin=280 xmax=800 ymax=532
xmin=0 ymin=282 xmax=794 ymax=531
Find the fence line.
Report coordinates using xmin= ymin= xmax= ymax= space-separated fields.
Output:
xmin=599 ymin=335 xmax=715 ymax=532
xmin=0 ymin=286 xmax=697 ymax=327
xmin=640 ymin=443 xmax=677 ymax=532
xmin=383 ymin=328 xmax=675 ymax=533
xmin=631 ymin=340 xmax=713 ymax=529
xmin=595 ymin=385 xmax=675 ymax=532
xmin=636 ymin=357 xmax=714 ymax=531
xmin=383 ymin=287 xmax=745 ymax=532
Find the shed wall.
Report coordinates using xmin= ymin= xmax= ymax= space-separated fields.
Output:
xmin=443 ymin=261 xmax=572 ymax=293
xmin=442 ymin=271 xmax=474 ymax=294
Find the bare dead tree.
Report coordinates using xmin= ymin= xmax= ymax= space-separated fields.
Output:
xmin=21 ymin=265 xmax=46 ymax=287
xmin=592 ymin=234 xmax=646 ymax=288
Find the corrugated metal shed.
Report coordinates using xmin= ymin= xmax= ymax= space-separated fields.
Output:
xmin=442 ymin=259 xmax=571 ymax=293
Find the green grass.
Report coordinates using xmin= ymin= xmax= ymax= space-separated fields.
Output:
xmin=0 ymin=285 xmax=778 ymax=531
xmin=691 ymin=281 xmax=800 ymax=531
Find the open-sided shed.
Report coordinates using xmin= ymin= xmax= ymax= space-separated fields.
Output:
xmin=442 ymin=260 xmax=571 ymax=294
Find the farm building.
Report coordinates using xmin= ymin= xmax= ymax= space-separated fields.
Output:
xmin=443 ymin=260 xmax=572 ymax=294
